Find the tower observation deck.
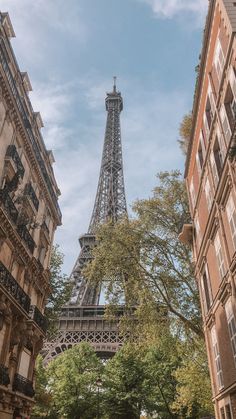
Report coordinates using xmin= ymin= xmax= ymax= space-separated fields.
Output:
xmin=43 ymin=80 xmax=127 ymax=362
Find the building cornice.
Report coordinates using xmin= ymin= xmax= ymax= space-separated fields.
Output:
xmin=184 ymin=0 xmax=215 ymax=178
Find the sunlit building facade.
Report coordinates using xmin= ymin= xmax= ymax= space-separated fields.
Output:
xmin=181 ymin=1 xmax=236 ymax=417
xmin=0 ymin=12 xmax=61 ymax=418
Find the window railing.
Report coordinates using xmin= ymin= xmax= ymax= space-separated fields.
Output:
xmin=0 ymin=261 xmax=31 ymax=313
xmin=0 ymin=190 xmax=18 ymax=224
xmin=0 ymin=38 xmax=61 ymax=220
xmin=29 ymin=305 xmax=48 ymax=333
xmin=24 ymin=183 xmax=39 ymax=211
xmin=17 ymin=224 xmax=35 ymax=254
xmin=0 ymin=364 xmax=10 ymax=386
xmin=0 ymin=190 xmax=35 ymax=254
xmin=5 ymin=145 xmax=25 ymax=178
xmin=13 ymin=373 xmax=35 ymax=398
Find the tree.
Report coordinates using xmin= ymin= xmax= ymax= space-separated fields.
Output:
xmin=46 ymin=244 xmax=72 ymax=337
xmin=46 ymin=343 xmax=103 ymax=419
xmin=172 ymin=339 xmax=214 ymax=418
xmin=102 ymin=343 xmax=147 ymax=419
xmin=31 ymin=356 xmax=57 ymax=419
xmin=85 ymin=171 xmax=202 ymax=338
xmin=178 ymin=112 xmax=192 ymax=155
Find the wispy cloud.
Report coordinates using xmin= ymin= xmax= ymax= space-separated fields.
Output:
xmin=1 ymin=0 xmax=88 ymax=68
xmin=140 ymin=0 xmax=208 ymax=24
xmin=30 ymin=81 xmax=74 ymax=150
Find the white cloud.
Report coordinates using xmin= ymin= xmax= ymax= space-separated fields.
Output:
xmin=0 ymin=0 xmax=88 ymax=67
xmin=141 ymin=0 xmax=208 ymax=22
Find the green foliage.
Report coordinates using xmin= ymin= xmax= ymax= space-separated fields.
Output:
xmin=172 ymin=340 xmax=214 ymax=418
xmin=47 ymin=343 xmax=103 ymax=419
xmin=178 ymin=112 xmax=192 ymax=155
xmin=85 ymin=171 xmax=202 ymax=337
xmin=46 ymin=244 xmax=72 ymax=337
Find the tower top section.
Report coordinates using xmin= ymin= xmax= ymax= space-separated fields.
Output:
xmin=105 ymin=77 xmax=123 ymax=112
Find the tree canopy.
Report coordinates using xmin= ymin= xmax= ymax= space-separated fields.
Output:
xmin=85 ymin=171 xmax=202 ymax=338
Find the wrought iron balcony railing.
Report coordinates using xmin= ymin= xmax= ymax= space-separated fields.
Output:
xmin=42 ymin=220 xmax=49 ymax=236
xmin=0 ymin=364 xmax=10 ymax=386
xmin=0 ymin=261 xmax=31 ymax=313
xmin=17 ymin=224 xmax=35 ymax=254
xmin=29 ymin=305 xmax=48 ymax=333
xmin=13 ymin=373 xmax=35 ymax=398
xmin=0 ymin=190 xmax=18 ymax=224
xmin=24 ymin=183 xmax=39 ymax=211
xmin=0 ymin=38 xmax=61 ymax=220
xmin=5 ymin=145 xmax=25 ymax=178
xmin=0 ymin=190 xmax=35 ymax=254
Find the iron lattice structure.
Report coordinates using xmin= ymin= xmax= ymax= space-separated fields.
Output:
xmin=43 ymin=80 xmax=127 ymax=363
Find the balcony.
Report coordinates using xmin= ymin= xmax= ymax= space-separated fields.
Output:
xmin=0 ymin=190 xmax=18 ymax=224
xmin=24 ymin=183 xmax=39 ymax=211
xmin=13 ymin=373 xmax=35 ymax=398
xmin=0 ymin=364 xmax=10 ymax=386
xmin=0 ymin=261 xmax=30 ymax=313
xmin=29 ymin=305 xmax=48 ymax=333
xmin=17 ymin=224 xmax=35 ymax=254
xmin=0 ymin=38 xmax=61 ymax=221
xmin=0 ymin=190 xmax=36 ymax=254
xmin=5 ymin=145 xmax=25 ymax=178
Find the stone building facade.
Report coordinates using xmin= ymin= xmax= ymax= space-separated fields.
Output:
xmin=0 ymin=12 xmax=61 ymax=418
xmin=181 ymin=1 xmax=236 ymax=418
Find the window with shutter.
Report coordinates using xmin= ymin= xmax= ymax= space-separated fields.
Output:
xmin=200 ymin=131 xmax=206 ymax=158
xmin=194 ymin=213 xmax=201 ymax=247
xmin=203 ymin=112 xmax=210 ymax=139
xmin=220 ymin=105 xmax=231 ymax=143
xmin=216 ymin=125 xmax=226 ymax=160
xmin=205 ymin=178 xmax=213 ymax=212
xmin=210 ymin=151 xmax=219 ymax=187
xmin=214 ymin=38 xmax=225 ymax=82
xmin=214 ymin=232 xmax=226 ymax=279
xmin=190 ymin=180 xmax=196 ymax=210
xmin=200 ymin=264 xmax=213 ymax=314
xmin=226 ymin=194 xmax=236 ymax=249
xmin=208 ymin=81 xmax=216 ymax=114
xmin=229 ymin=66 xmax=236 ymax=99
xmin=225 ymin=300 xmax=236 ymax=366
xmin=225 ymin=404 xmax=232 ymax=419
xmin=211 ymin=326 xmax=224 ymax=389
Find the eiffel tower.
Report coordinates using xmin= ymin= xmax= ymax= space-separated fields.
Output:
xmin=43 ymin=79 xmax=127 ymax=362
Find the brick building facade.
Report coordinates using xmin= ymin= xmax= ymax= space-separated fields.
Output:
xmin=0 ymin=12 xmax=61 ymax=418
xmin=181 ymin=1 xmax=236 ymax=418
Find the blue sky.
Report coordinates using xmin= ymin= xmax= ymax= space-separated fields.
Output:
xmin=1 ymin=0 xmax=208 ymax=274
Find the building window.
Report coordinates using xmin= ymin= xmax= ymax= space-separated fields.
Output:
xmin=205 ymin=97 xmax=213 ymax=130
xmin=210 ymin=136 xmax=224 ymax=188
xmin=221 ymin=407 xmax=226 ymax=419
xmin=194 ymin=213 xmax=201 ymax=247
xmin=214 ymin=37 xmax=225 ymax=82
xmin=18 ymin=348 xmax=31 ymax=378
xmin=225 ymin=404 xmax=232 ymax=419
xmin=220 ymin=105 xmax=231 ymax=144
xmin=189 ymin=179 xmax=196 ymax=210
xmin=196 ymin=147 xmax=203 ymax=175
xmin=205 ymin=177 xmax=213 ymax=212
xmin=211 ymin=325 xmax=224 ymax=389
xmin=208 ymin=80 xmax=216 ymax=114
xmin=225 ymin=299 xmax=236 ymax=366
xmin=226 ymin=194 xmax=236 ymax=249
xmin=203 ymin=112 xmax=210 ymax=140
xmin=214 ymin=232 xmax=226 ymax=279
xmin=200 ymin=264 xmax=213 ymax=314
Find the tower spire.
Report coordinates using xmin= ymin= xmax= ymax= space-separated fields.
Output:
xmin=113 ymin=75 xmax=117 ymax=92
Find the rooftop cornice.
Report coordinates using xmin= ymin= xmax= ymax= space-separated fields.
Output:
xmin=184 ymin=0 xmax=215 ymax=178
